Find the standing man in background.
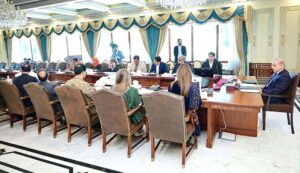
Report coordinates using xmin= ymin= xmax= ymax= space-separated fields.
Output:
xmin=110 ymin=43 xmax=125 ymax=64
xmin=173 ymin=38 xmax=187 ymax=63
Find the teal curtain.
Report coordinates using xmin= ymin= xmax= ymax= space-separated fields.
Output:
xmin=242 ymin=21 xmax=248 ymax=75
xmin=4 ymin=38 xmax=12 ymax=64
xmin=40 ymin=35 xmax=48 ymax=61
xmin=36 ymin=34 xmax=51 ymax=62
xmin=81 ymin=30 xmax=101 ymax=59
xmin=146 ymin=26 xmax=160 ymax=62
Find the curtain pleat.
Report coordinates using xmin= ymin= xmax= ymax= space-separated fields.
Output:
xmin=4 ymin=38 xmax=12 ymax=65
xmin=82 ymin=30 xmax=101 ymax=59
xmin=234 ymin=17 xmax=245 ymax=76
xmin=36 ymin=34 xmax=51 ymax=62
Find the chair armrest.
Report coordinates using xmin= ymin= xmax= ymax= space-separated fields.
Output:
xmin=85 ymin=104 xmax=95 ymax=110
xmin=19 ymin=96 xmax=29 ymax=100
xmin=49 ymin=100 xmax=60 ymax=105
xmin=262 ymin=93 xmax=291 ymax=99
xmin=127 ymin=106 xmax=143 ymax=117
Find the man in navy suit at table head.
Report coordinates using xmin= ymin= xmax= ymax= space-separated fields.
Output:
xmin=262 ymin=58 xmax=291 ymax=103
xmin=149 ymin=56 xmax=168 ymax=74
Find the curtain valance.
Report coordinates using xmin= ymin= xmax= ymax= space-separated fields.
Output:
xmin=3 ymin=5 xmax=245 ymax=39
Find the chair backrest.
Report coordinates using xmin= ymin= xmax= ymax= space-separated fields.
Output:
xmin=166 ymin=61 xmax=175 ymax=70
xmin=142 ymin=91 xmax=186 ymax=143
xmin=92 ymin=89 xmax=130 ymax=136
xmin=193 ymin=60 xmax=201 ymax=68
xmin=55 ymin=86 xmax=90 ymax=126
xmin=36 ymin=62 xmax=46 ymax=70
xmin=57 ymin=62 xmax=67 ymax=71
xmin=285 ymin=74 xmax=300 ymax=106
xmin=24 ymin=83 xmax=55 ymax=120
xmin=29 ymin=62 xmax=36 ymax=70
xmin=0 ymin=80 xmax=25 ymax=115
xmin=0 ymin=62 xmax=6 ymax=69
xmin=48 ymin=62 xmax=57 ymax=71
xmin=9 ymin=63 xmax=16 ymax=71
xmin=85 ymin=62 xmax=93 ymax=69
xmin=15 ymin=63 xmax=22 ymax=70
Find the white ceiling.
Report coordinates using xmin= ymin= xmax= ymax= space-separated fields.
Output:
xmin=13 ymin=0 xmax=253 ymax=25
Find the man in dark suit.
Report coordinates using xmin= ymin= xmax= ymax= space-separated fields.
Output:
xmin=172 ymin=55 xmax=193 ymax=74
xmin=13 ymin=64 xmax=38 ymax=106
xmin=173 ymin=38 xmax=187 ymax=63
xmin=149 ymin=56 xmax=168 ymax=74
xmin=262 ymin=58 xmax=291 ymax=104
xmin=201 ymin=52 xmax=222 ymax=75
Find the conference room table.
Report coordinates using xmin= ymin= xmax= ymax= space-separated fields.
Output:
xmin=0 ymin=71 xmax=264 ymax=148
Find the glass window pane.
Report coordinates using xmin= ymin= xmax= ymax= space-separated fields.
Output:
xmin=219 ymin=21 xmax=235 ymax=62
xmin=193 ymin=22 xmax=216 ymax=61
xmin=30 ymin=37 xmax=41 ymax=62
xmin=11 ymin=37 xmax=22 ymax=63
xmin=158 ymin=28 xmax=169 ymax=63
xmin=170 ymin=24 xmax=192 ymax=62
xmin=130 ymin=27 xmax=150 ymax=63
xmin=96 ymin=28 xmax=111 ymax=62
xmin=67 ymin=31 xmax=82 ymax=56
xmin=112 ymin=28 xmax=130 ymax=61
xmin=20 ymin=37 xmax=31 ymax=60
xmin=51 ymin=33 xmax=68 ymax=62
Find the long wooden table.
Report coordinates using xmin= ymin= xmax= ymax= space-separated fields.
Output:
xmin=202 ymin=76 xmax=264 ymax=148
xmin=0 ymin=71 xmax=175 ymax=88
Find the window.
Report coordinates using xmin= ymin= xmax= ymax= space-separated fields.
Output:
xmin=130 ymin=27 xmax=150 ymax=63
xmin=193 ymin=22 xmax=216 ymax=61
xmin=170 ymin=24 xmax=192 ymax=61
xmin=51 ymin=33 xmax=68 ymax=62
xmin=96 ymin=28 xmax=111 ymax=62
xmin=11 ymin=36 xmax=41 ymax=63
xmin=112 ymin=28 xmax=130 ymax=61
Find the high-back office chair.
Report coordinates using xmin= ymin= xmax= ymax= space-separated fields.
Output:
xmin=24 ymin=83 xmax=65 ymax=138
xmin=55 ymin=86 xmax=99 ymax=146
xmin=142 ymin=91 xmax=197 ymax=168
xmin=166 ymin=61 xmax=175 ymax=71
xmin=262 ymin=74 xmax=300 ymax=134
xmin=85 ymin=62 xmax=93 ymax=69
xmin=193 ymin=60 xmax=201 ymax=68
xmin=9 ymin=63 xmax=16 ymax=71
xmin=0 ymin=62 xmax=6 ymax=69
xmin=92 ymin=89 xmax=149 ymax=158
xmin=15 ymin=63 xmax=22 ymax=70
xmin=0 ymin=80 xmax=35 ymax=131
xmin=35 ymin=62 xmax=46 ymax=72
xmin=56 ymin=62 xmax=68 ymax=71
xmin=48 ymin=62 xmax=57 ymax=71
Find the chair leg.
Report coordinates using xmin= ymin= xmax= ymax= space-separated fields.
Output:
xmin=9 ymin=113 xmax=13 ymax=128
xmin=194 ymin=135 xmax=198 ymax=149
xmin=144 ymin=118 xmax=149 ymax=141
xmin=127 ymin=135 xmax=132 ymax=158
xmin=287 ymin=113 xmax=290 ymax=125
xmin=53 ymin=120 xmax=57 ymax=138
xmin=67 ymin=124 xmax=71 ymax=143
xmin=88 ymin=126 xmax=92 ymax=147
xmin=182 ymin=143 xmax=186 ymax=168
xmin=291 ymin=112 xmax=295 ymax=134
xmin=102 ymin=132 xmax=106 ymax=153
xmin=23 ymin=114 xmax=27 ymax=132
xmin=38 ymin=118 xmax=41 ymax=134
xmin=151 ymin=137 xmax=155 ymax=161
xmin=262 ymin=109 xmax=266 ymax=130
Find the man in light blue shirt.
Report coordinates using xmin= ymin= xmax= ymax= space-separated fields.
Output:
xmin=110 ymin=43 xmax=125 ymax=64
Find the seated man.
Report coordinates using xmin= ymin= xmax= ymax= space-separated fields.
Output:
xmin=65 ymin=64 xmax=95 ymax=103
xmin=129 ymin=55 xmax=147 ymax=73
xmin=37 ymin=69 xmax=62 ymax=113
xmin=172 ymin=55 xmax=193 ymax=74
xmin=262 ymin=58 xmax=291 ymax=104
xmin=66 ymin=58 xmax=78 ymax=71
xmin=201 ymin=52 xmax=222 ymax=75
xmin=149 ymin=56 xmax=168 ymax=74
xmin=104 ymin=59 xmax=120 ymax=72
xmin=13 ymin=64 xmax=38 ymax=106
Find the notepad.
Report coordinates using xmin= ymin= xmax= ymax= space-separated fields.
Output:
xmin=240 ymin=89 xmax=260 ymax=93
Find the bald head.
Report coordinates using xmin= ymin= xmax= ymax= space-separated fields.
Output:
xmin=37 ymin=69 xmax=48 ymax=81
xmin=272 ymin=58 xmax=285 ymax=73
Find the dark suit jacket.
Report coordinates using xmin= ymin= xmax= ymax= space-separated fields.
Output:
xmin=173 ymin=45 xmax=187 ymax=62
xmin=149 ymin=62 xmax=168 ymax=74
xmin=39 ymin=81 xmax=58 ymax=100
xmin=13 ymin=74 xmax=38 ymax=106
xmin=262 ymin=69 xmax=291 ymax=103
xmin=201 ymin=59 xmax=222 ymax=75
xmin=172 ymin=62 xmax=194 ymax=74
